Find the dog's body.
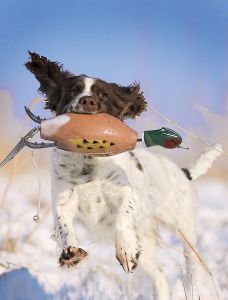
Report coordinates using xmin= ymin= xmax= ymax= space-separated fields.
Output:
xmin=26 ymin=52 xmax=222 ymax=300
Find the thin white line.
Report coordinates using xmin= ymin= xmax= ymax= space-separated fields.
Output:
xmin=30 ymin=150 xmax=41 ymax=223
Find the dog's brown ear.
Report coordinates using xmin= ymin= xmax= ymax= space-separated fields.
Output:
xmin=25 ymin=51 xmax=72 ymax=97
xmin=111 ymin=82 xmax=148 ymax=119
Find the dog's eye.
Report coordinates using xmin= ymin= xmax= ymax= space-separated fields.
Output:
xmin=98 ymin=91 xmax=108 ymax=99
xmin=70 ymin=87 xmax=77 ymax=94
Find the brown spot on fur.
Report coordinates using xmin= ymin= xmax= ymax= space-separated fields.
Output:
xmin=69 ymin=181 xmax=77 ymax=185
xmin=59 ymin=164 xmax=66 ymax=168
xmin=136 ymin=251 xmax=141 ymax=259
xmin=111 ymin=174 xmax=119 ymax=181
xmin=129 ymin=151 xmax=143 ymax=172
xmin=136 ymin=162 xmax=143 ymax=171
xmin=99 ymin=215 xmax=106 ymax=223
xmin=81 ymin=164 xmax=93 ymax=176
xmin=182 ymin=168 xmax=192 ymax=180
xmin=106 ymin=171 xmax=115 ymax=179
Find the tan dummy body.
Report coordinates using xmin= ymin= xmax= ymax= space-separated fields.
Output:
xmin=40 ymin=113 xmax=138 ymax=156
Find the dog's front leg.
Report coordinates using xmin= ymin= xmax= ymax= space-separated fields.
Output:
xmin=115 ymin=187 xmax=141 ymax=273
xmin=52 ymin=179 xmax=87 ymax=268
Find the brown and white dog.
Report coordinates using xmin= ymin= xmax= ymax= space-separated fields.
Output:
xmin=25 ymin=52 xmax=222 ymax=300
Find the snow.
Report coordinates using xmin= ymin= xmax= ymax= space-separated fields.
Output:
xmin=0 ymin=161 xmax=227 ymax=300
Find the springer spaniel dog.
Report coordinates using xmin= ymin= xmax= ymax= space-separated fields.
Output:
xmin=25 ymin=52 xmax=222 ymax=300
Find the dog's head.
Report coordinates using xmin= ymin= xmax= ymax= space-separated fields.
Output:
xmin=25 ymin=52 xmax=147 ymax=120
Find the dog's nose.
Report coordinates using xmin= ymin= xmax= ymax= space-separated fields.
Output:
xmin=78 ymin=96 xmax=97 ymax=112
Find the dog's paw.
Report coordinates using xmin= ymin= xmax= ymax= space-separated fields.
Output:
xmin=115 ymin=231 xmax=141 ymax=273
xmin=59 ymin=246 xmax=87 ymax=268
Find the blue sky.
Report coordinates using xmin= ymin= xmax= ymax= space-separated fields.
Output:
xmin=0 ymin=0 xmax=227 ymax=126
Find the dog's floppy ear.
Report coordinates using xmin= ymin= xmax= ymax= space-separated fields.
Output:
xmin=111 ymin=82 xmax=147 ymax=119
xmin=25 ymin=51 xmax=72 ymax=97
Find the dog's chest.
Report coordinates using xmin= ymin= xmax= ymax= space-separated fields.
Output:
xmin=53 ymin=149 xmax=126 ymax=231
xmin=76 ymin=187 xmax=119 ymax=237
xmin=73 ymin=167 xmax=125 ymax=239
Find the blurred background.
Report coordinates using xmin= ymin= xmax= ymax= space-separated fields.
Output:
xmin=0 ymin=1 xmax=227 ymax=299
xmin=0 ymin=0 xmax=227 ymax=121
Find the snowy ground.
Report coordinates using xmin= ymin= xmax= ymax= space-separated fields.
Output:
xmin=0 ymin=157 xmax=227 ymax=300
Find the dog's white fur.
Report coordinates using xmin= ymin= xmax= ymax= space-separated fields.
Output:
xmin=51 ymin=140 xmax=222 ymax=299
xmin=65 ymin=77 xmax=96 ymax=113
